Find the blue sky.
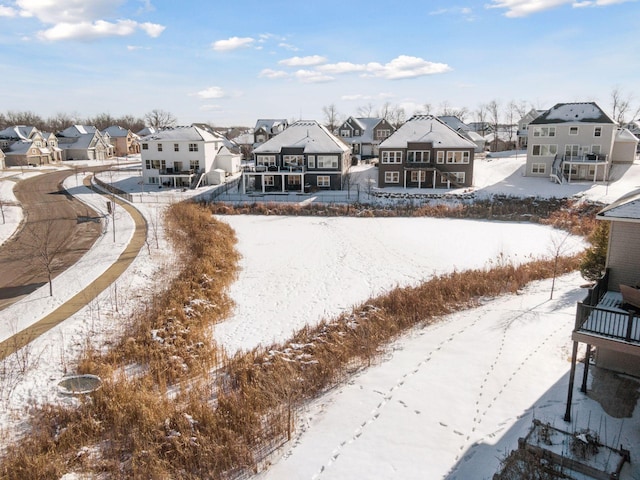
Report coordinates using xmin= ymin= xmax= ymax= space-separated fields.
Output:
xmin=0 ymin=0 xmax=638 ymax=127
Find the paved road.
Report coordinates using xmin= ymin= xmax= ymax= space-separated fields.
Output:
xmin=0 ymin=169 xmax=103 ymax=310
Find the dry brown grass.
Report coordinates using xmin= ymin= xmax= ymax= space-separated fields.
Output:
xmin=1 ymin=199 xmax=588 ymax=479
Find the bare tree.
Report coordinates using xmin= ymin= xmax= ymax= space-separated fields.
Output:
xmin=5 ymin=111 xmax=45 ymax=130
xmin=422 ymin=103 xmax=432 ymax=115
xmin=505 ymin=101 xmax=520 ymax=149
xmin=322 ymin=104 xmax=341 ymax=133
xmin=475 ymin=104 xmax=488 ymax=136
xmin=437 ymin=101 xmax=469 ymax=122
xmin=487 ymin=100 xmax=501 ymax=151
xmin=21 ymin=219 xmax=68 ymax=296
xmin=356 ymin=103 xmax=375 ymax=117
xmin=611 ymin=86 xmax=633 ymax=124
xmin=46 ymin=112 xmax=81 ymax=133
xmin=144 ymin=109 xmax=177 ymax=129
xmin=548 ymin=232 xmax=571 ymax=300
xmin=85 ymin=113 xmax=117 ymax=131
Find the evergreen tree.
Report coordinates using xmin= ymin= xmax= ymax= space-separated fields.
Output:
xmin=580 ymin=221 xmax=609 ymax=282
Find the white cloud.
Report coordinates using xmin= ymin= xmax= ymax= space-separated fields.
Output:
xmin=36 ymin=19 xmax=164 ymax=41
xmin=16 ymin=0 xmax=124 ymax=23
xmin=365 ymin=55 xmax=451 ymax=79
xmin=138 ymin=22 xmax=164 ymax=38
xmin=258 ymin=68 xmax=289 ymax=79
xmin=278 ymin=42 xmax=300 ymax=51
xmin=0 ymin=5 xmax=19 ymax=16
xmin=11 ymin=0 xmax=165 ymax=41
xmin=194 ymin=86 xmax=226 ymax=99
xmin=317 ymin=62 xmax=368 ymax=74
xmin=486 ymin=0 xmax=636 ymax=16
xmin=294 ymin=69 xmax=333 ymax=83
xmin=278 ymin=55 xmax=327 ymax=67
xmin=341 ymin=93 xmax=395 ymax=101
xmin=38 ymin=19 xmax=139 ymax=41
xmin=212 ymin=36 xmax=255 ymax=52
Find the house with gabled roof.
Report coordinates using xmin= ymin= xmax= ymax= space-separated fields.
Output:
xmin=140 ymin=125 xmax=240 ymax=189
xmin=102 ymin=125 xmax=140 ymax=157
xmin=0 ymin=126 xmax=61 ymax=166
xmin=57 ymin=125 xmax=113 ymax=161
xmin=337 ymin=117 xmax=394 ymax=161
xmin=438 ymin=116 xmax=486 ymax=153
xmin=516 ymin=108 xmax=545 ymax=149
xmin=525 ymin=102 xmax=637 ymax=183
xmin=243 ymin=120 xmax=351 ymax=193
xmin=565 ymin=189 xmax=640 ymax=420
xmin=377 ymin=115 xmax=476 ymax=189
xmin=254 ymin=119 xmax=289 ymax=145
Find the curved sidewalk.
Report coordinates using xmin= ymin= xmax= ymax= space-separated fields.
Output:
xmin=0 ymin=176 xmax=147 ymax=361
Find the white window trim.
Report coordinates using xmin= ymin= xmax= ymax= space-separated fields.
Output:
xmin=410 ymin=170 xmax=426 ymax=182
xmin=384 ymin=171 xmax=400 ymax=183
xmin=531 ymin=163 xmax=546 ymax=174
xmin=594 ymin=127 xmax=602 ymax=137
xmin=532 ymin=126 xmax=556 ymax=137
xmin=568 ymin=126 xmax=579 ymax=135
xmin=381 ymin=151 xmax=403 ymax=164
xmin=317 ymin=175 xmax=330 ymax=187
xmin=436 ymin=151 xmax=445 ymax=164
xmin=408 ymin=150 xmax=430 ymax=163
xmin=446 ymin=151 xmax=470 ymax=164
xmin=531 ymin=144 xmax=558 ymax=156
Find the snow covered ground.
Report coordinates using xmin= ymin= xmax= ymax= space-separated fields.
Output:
xmin=1 ymin=154 xmax=639 ymax=478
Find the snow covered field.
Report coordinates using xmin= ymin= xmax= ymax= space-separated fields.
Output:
xmin=1 ymin=154 xmax=640 ymax=478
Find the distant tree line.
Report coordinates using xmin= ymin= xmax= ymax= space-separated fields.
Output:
xmin=0 ymin=108 xmax=180 ymax=134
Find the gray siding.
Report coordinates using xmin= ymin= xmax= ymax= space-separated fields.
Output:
xmin=607 ymin=220 xmax=640 ymax=290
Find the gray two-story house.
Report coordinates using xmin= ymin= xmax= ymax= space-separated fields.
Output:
xmin=337 ymin=117 xmax=394 ymax=161
xmin=377 ymin=115 xmax=476 ymax=189
xmin=525 ymin=102 xmax=637 ymax=183
xmin=243 ymin=120 xmax=350 ymax=193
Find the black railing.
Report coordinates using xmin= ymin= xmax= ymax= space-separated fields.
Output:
xmin=576 ymin=303 xmax=640 ymax=344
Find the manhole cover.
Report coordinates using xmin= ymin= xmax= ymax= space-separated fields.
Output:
xmin=57 ymin=374 xmax=102 ymax=395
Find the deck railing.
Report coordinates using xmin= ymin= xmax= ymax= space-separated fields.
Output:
xmin=575 ymin=303 xmax=640 ymax=344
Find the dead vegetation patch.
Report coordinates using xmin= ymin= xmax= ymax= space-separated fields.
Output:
xmin=1 ymin=200 xmax=587 ymax=479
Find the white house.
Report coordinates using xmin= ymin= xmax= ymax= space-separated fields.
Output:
xmin=57 ymin=125 xmax=113 ymax=161
xmin=140 ymin=125 xmax=240 ymax=188
xmin=516 ymin=108 xmax=545 ymax=149
xmin=524 ymin=102 xmax=636 ymax=183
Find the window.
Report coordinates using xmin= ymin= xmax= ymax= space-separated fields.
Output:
xmin=410 ymin=170 xmax=426 ymax=182
xmin=354 ymin=130 xmax=360 ymax=136
xmin=317 ymin=175 xmax=330 ymax=187
xmin=569 ymin=126 xmax=579 ymax=135
xmin=376 ymin=129 xmax=391 ymax=139
xmin=384 ymin=171 xmax=400 ymax=183
xmin=142 ymin=143 xmax=148 ymax=150
xmin=436 ymin=151 xmax=445 ymax=164
xmin=531 ymin=163 xmax=546 ymax=174
xmin=317 ymin=155 xmax=338 ymax=168
xmin=591 ymin=145 xmax=601 ymax=154
xmin=441 ymin=172 xmax=465 ymax=184
xmin=189 ymin=143 xmax=198 ymax=152
xmin=565 ymin=145 xmax=580 ymax=158
xmin=289 ymin=175 xmax=301 ymax=186
xmin=257 ymin=155 xmax=276 ymax=166
xmin=174 ymin=143 xmax=179 ymax=152
xmin=340 ymin=129 xmax=351 ymax=137
xmin=531 ymin=144 xmax=557 ymax=156
xmin=149 ymin=159 xmax=166 ymax=170
xmin=308 ymin=155 xmax=316 ymax=168
xmin=407 ymin=151 xmax=430 ymax=163
xmin=148 ymin=176 xmax=158 ymax=184
xmin=283 ymin=154 xmax=304 ymax=166
xmin=446 ymin=151 xmax=470 ymax=164
xmin=594 ymin=127 xmax=602 ymax=137
xmin=145 ymin=159 xmax=151 ymax=169
xmin=157 ymin=143 xmax=163 ymax=151
xmin=532 ymin=126 xmax=556 ymax=137
xmin=256 ymin=134 xmax=266 ymax=142
xmin=381 ymin=151 xmax=402 ymax=163
xmin=190 ymin=160 xmax=199 ymax=171
xmin=264 ymin=176 xmax=274 ymax=186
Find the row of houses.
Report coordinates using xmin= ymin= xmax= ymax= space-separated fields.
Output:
xmin=0 ymin=124 xmax=142 ymax=168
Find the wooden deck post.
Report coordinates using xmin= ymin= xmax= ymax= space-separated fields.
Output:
xmin=580 ymin=344 xmax=591 ymax=393
xmin=564 ymin=340 xmax=580 ymax=422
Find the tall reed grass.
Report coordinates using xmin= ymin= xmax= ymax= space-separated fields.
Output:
xmin=0 ymin=200 xmax=587 ymax=479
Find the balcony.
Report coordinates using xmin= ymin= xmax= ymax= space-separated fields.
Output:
xmin=247 ymin=164 xmax=306 ymax=173
xmin=573 ymin=272 xmax=640 ymax=352
xmin=159 ymin=168 xmax=196 ymax=175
